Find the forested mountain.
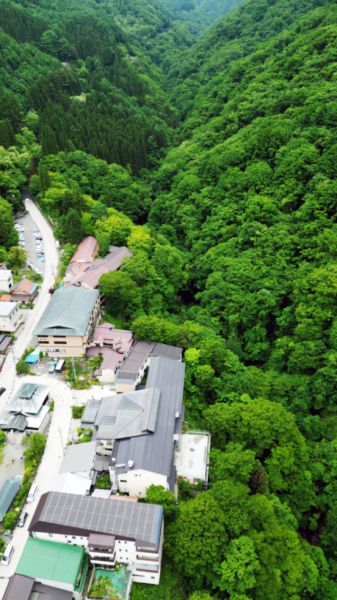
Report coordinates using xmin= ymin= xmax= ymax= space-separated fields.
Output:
xmin=160 ymin=0 xmax=243 ymax=33
xmin=2 ymin=0 xmax=337 ymax=597
xmin=0 ymin=0 xmax=182 ymax=172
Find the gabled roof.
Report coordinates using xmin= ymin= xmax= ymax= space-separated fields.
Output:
xmin=10 ymin=383 xmax=49 ymax=415
xmin=12 ymin=278 xmax=38 ymax=296
xmin=69 ymin=247 xmax=132 ymax=289
xmin=59 ymin=441 xmax=96 ymax=474
xmin=70 ymin=236 xmax=98 ymax=264
xmin=30 ymin=492 xmax=163 ymax=548
xmin=94 ymin=388 xmax=160 ymax=441
xmin=35 ymin=287 xmax=99 ymax=337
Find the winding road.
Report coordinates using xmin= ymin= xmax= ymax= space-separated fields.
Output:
xmin=0 ymin=198 xmax=72 ymax=594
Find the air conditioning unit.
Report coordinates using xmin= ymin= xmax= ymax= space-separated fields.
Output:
xmin=128 ymin=460 xmax=134 ymax=468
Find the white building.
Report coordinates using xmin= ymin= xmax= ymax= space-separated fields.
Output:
xmin=0 ymin=301 xmax=23 ymax=332
xmin=52 ymin=441 xmax=96 ymax=495
xmin=0 ymin=269 xmax=13 ymax=293
xmin=29 ymin=492 xmax=164 ymax=586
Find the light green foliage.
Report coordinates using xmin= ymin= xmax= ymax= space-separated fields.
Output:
xmin=145 ymin=485 xmax=177 ymax=518
xmin=219 ymin=536 xmax=260 ymax=596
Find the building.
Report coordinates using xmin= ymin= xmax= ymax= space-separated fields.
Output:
xmin=11 ymin=277 xmax=39 ymax=303
xmin=16 ymin=538 xmax=88 ymax=600
xmin=112 ymin=357 xmax=185 ymax=497
xmin=53 ymin=442 xmax=96 ymax=495
xmin=175 ymin=432 xmax=211 ymax=486
xmin=64 ymin=236 xmax=99 ymax=284
xmin=0 ymin=383 xmax=50 ymax=432
xmin=0 ymin=476 xmax=22 ymax=521
xmin=35 ymin=287 xmax=100 ymax=357
xmin=4 ymin=574 xmax=72 ymax=600
xmin=0 ymin=301 xmax=23 ymax=333
xmin=29 ymin=492 xmax=164 ymax=585
xmin=115 ymin=342 xmax=182 ymax=392
xmin=66 ymin=246 xmax=132 ymax=289
xmin=0 ymin=269 xmax=13 ymax=293
xmin=87 ymin=324 xmax=133 ymax=383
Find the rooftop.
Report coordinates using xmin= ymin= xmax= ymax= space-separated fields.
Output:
xmin=10 ymin=383 xmax=49 ymax=415
xmin=175 ymin=432 xmax=211 ymax=483
xmin=0 ymin=476 xmax=21 ymax=520
xmin=0 ymin=269 xmax=11 ymax=279
xmin=35 ymin=287 xmax=99 ymax=337
xmin=117 ymin=341 xmax=154 ymax=382
xmin=3 ymin=574 xmax=72 ymax=600
xmin=114 ymin=356 xmax=185 ymax=481
xmin=0 ymin=301 xmax=16 ymax=317
xmin=12 ymin=278 xmax=37 ymax=296
xmin=70 ymin=236 xmax=98 ymax=265
xmin=59 ymin=441 xmax=96 ymax=474
xmin=16 ymin=538 xmax=85 ymax=587
xmin=94 ymin=388 xmax=160 ymax=441
xmin=30 ymin=492 xmax=163 ymax=548
xmin=69 ymin=247 xmax=132 ymax=289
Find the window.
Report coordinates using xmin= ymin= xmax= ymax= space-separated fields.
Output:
xmin=55 ymin=341 xmax=67 ymax=345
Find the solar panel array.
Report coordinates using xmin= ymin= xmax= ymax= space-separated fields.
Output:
xmin=40 ymin=492 xmax=162 ymax=546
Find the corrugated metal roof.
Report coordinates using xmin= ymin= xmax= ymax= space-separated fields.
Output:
xmin=0 ymin=475 xmax=22 ymax=520
xmin=30 ymin=492 xmax=163 ymax=548
xmin=81 ymin=399 xmax=101 ymax=425
xmin=3 ymin=574 xmax=34 ymax=600
xmin=35 ymin=287 xmax=99 ymax=337
xmin=113 ymin=356 xmax=185 ymax=482
xmin=117 ymin=341 xmax=154 ymax=381
xmin=151 ymin=343 xmax=182 ymax=361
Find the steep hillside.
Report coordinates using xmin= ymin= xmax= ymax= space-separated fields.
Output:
xmin=160 ymin=0 xmax=243 ymax=33
xmin=0 ymin=0 xmax=181 ymax=172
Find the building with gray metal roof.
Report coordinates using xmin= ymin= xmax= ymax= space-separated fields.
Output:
xmin=112 ymin=356 xmax=185 ymax=496
xmin=0 ymin=476 xmax=22 ymax=521
xmin=115 ymin=341 xmax=183 ymax=392
xmin=3 ymin=574 xmax=72 ymax=600
xmin=59 ymin=441 xmax=96 ymax=475
xmin=30 ymin=492 xmax=163 ymax=549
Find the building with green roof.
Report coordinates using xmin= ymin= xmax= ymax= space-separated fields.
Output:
xmin=16 ymin=538 xmax=88 ymax=599
xmin=34 ymin=287 xmax=100 ymax=357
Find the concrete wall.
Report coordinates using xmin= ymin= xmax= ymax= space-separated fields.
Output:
xmin=0 ymin=271 xmax=13 ymax=292
xmin=117 ymin=469 xmax=168 ymax=498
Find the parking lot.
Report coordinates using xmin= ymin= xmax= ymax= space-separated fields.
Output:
xmin=16 ymin=213 xmax=45 ymax=275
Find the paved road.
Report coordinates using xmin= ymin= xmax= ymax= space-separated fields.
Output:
xmin=0 ymin=377 xmax=74 ymax=592
xmin=0 ymin=200 xmax=60 ymax=594
xmin=0 ymin=197 xmax=59 ymax=412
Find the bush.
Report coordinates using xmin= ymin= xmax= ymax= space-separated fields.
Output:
xmin=72 ymin=405 xmax=85 ymax=419
xmin=0 ymin=431 xmax=6 ymax=446
xmin=2 ymin=511 xmax=18 ymax=531
xmin=96 ymin=474 xmax=111 ymax=490
xmin=16 ymin=360 xmax=30 ymax=375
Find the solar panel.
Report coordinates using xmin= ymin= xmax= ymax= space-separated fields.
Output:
xmin=38 ymin=492 xmax=162 ymax=546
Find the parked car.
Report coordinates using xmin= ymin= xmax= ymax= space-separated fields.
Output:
xmin=17 ymin=511 xmax=28 ymax=527
xmin=0 ymin=387 xmax=6 ymax=396
xmin=1 ymin=543 xmax=14 ymax=565
xmin=27 ymin=483 xmax=38 ymax=503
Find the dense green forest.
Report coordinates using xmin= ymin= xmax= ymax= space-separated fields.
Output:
xmin=160 ymin=0 xmax=243 ymax=33
xmin=2 ymin=0 xmax=337 ymax=597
